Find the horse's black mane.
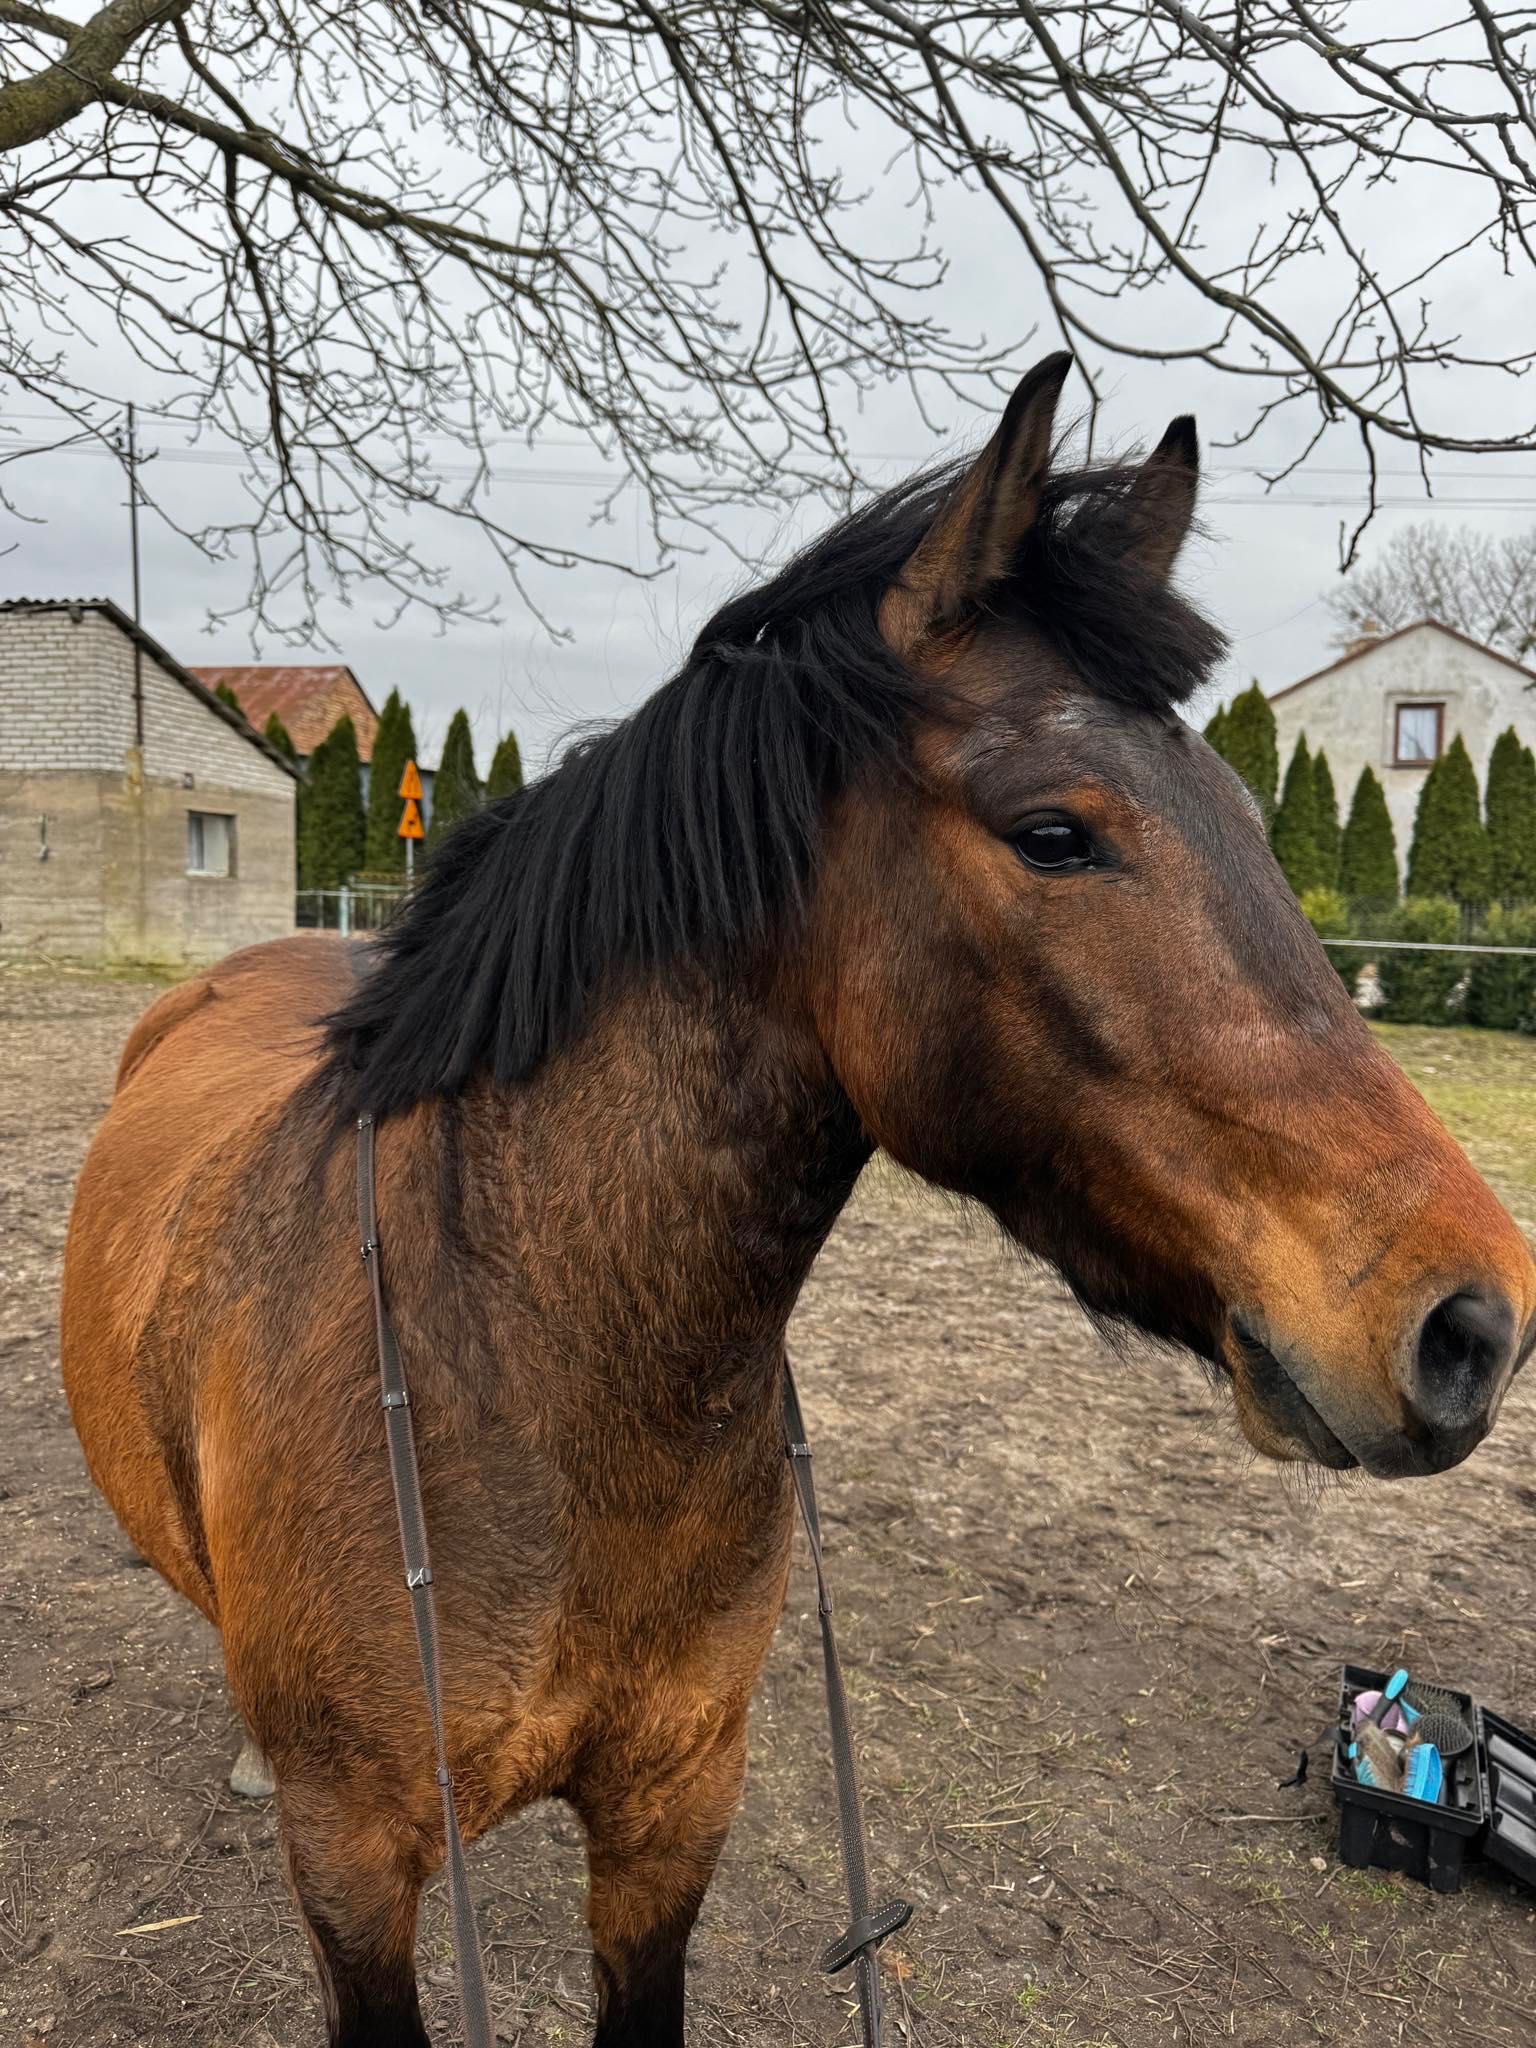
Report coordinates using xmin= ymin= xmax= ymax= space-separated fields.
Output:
xmin=325 ymin=453 xmax=1226 ymax=1115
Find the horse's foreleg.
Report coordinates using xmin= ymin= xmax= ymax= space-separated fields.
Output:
xmin=279 ymin=1777 xmax=430 ymax=2048
xmin=579 ymin=1705 xmax=750 ymax=2048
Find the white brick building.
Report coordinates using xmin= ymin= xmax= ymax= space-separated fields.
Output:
xmin=0 ymin=598 xmax=298 ymax=966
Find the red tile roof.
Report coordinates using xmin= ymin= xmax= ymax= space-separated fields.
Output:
xmin=188 ymin=663 xmax=380 ymax=760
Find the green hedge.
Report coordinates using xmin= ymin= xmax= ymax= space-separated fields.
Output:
xmin=1299 ymin=840 xmax=1536 ymax=1029
xmin=1464 ymin=904 xmax=1536 ymax=1034
xmin=1375 ymin=898 xmax=1465 ymax=1025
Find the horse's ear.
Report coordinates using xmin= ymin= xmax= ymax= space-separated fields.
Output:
xmin=892 ymin=352 xmax=1073 ymax=640
xmin=1120 ymin=415 xmax=1200 ymax=580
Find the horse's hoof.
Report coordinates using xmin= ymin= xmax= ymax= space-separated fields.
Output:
xmin=229 ymin=1737 xmax=276 ymax=1799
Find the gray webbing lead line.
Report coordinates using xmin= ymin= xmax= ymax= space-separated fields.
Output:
xmin=781 ymin=1366 xmax=913 ymax=2046
xmin=357 ymin=1113 xmax=910 ymax=2048
xmin=357 ymin=1113 xmax=495 ymax=2048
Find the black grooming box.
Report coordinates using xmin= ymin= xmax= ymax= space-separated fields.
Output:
xmin=1331 ymin=1663 xmax=1536 ymax=1895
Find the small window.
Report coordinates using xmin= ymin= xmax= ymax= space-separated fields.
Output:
xmin=187 ymin=811 xmax=236 ymax=876
xmin=1393 ymin=703 xmax=1443 ymax=766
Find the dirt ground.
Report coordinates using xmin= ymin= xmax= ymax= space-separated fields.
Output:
xmin=4 ymin=968 xmax=1536 ymax=2048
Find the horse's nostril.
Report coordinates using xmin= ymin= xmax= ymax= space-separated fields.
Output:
xmin=1413 ymin=1289 xmax=1516 ymax=1431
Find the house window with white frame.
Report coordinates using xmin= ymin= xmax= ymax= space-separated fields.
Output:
xmin=187 ymin=811 xmax=237 ymax=877
xmin=1392 ymin=703 xmax=1444 ymax=767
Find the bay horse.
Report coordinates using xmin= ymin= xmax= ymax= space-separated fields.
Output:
xmin=63 ymin=355 xmax=1535 ymax=2047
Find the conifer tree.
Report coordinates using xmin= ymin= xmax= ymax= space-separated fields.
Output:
xmin=1202 ymin=703 xmax=1230 ymax=759
xmin=1220 ymin=682 xmax=1280 ymax=822
xmin=1311 ymin=748 xmax=1341 ymax=890
xmin=213 ymin=679 xmax=244 ymax=717
xmin=1485 ymin=726 xmax=1536 ymax=904
xmin=298 ymin=716 xmax=365 ymax=890
xmin=1339 ymin=767 xmax=1398 ymax=910
xmin=428 ymin=709 xmax=480 ymax=847
xmin=265 ymin=712 xmax=302 ymax=880
xmin=1406 ymin=734 xmax=1492 ymax=907
xmin=1271 ymin=734 xmax=1327 ymax=897
xmin=486 ymin=729 xmax=525 ymax=801
xmin=365 ymin=690 xmax=419 ymax=872
xmin=263 ymin=712 xmax=298 ymax=761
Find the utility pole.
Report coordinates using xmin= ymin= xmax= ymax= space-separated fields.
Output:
xmin=125 ymin=404 xmax=144 ymax=750
xmin=121 ymin=404 xmax=148 ymax=959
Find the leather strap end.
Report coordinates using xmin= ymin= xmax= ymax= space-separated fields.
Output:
xmin=820 ymin=1898 xmax=913 ymax=1976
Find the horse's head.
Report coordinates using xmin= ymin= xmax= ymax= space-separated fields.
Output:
xmin=809 ymin=354 xmax=1536 ymax=1479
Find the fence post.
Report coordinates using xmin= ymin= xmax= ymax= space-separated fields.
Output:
xmin=339 ymin=885 xmax=351 ymax=938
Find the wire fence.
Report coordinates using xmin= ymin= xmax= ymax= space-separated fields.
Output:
xmin=296 ymin=884 xmax=411 ymax=935
xmin=1319 ymin=938 xmax=1536 ymax=956
xmin=290 ymin=907 xmax=1536 ymax=954
xmin=1313 ymin=912 xmax=1536 ymax=1028
xmin=286 ymin=892 xmax=1536 ymax=1029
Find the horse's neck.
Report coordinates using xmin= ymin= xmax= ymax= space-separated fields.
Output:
xmin=468 ymin=978 xmax=870 ymax=1376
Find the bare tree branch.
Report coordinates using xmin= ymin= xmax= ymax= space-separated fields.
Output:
xmin=2 ymin=1 xmax=1535 ymax=637
xmin=1325 ymin=521 xmax=1536 ymax=658
xmin=0 ymin=0 xmax=186 ymax=148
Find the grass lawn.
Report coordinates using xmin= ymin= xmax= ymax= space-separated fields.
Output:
xmin=1371 ymin=1021 xmax=1536 ymax=1231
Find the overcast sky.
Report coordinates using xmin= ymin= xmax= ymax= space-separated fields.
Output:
xmin=13 ymin=371 xmax=1533 ymax=776
xmin=5 ymin=11 xmax=1534 ymax=773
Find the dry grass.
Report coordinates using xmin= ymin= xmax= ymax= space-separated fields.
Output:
xmin=1370 ymin=1023 xmax=1536 ymax=1226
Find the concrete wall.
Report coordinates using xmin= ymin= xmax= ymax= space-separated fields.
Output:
xmin=0 ymin=771 xmax=107 ymax=961
xmin=0 ymin=607 xmax=296 ymax=966
xmin=1270 ymin=625 xmax=1536 ymax=874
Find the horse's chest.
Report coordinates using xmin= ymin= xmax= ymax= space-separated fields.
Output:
xmin=574 ymin=1449 xmax=789 ymax=1609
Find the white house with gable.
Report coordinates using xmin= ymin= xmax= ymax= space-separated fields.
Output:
xmin=1268 ymin=620 xmax=1536 ymax=859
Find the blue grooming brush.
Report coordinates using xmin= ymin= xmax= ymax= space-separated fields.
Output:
xmin=1354 ymin=1669 xmax=1409 ymax=1731
xmin=1402 ymin=1739 xmax=1444 ymax=1805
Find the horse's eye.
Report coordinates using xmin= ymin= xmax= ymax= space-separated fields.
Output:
xmin=1012 ymin=815 xmax=1095 ymax=872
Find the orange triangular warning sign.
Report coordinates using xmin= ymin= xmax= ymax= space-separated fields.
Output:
xmin=398 ymin=759 xmax=423 ymax=801
xmin=397 ymin=797 xmax=424 ymax=840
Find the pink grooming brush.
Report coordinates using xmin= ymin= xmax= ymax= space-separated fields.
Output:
xmin=1352 ymin=1688 xmax=1412 ymax=1737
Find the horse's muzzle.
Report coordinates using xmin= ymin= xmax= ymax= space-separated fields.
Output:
xmin=1225 ymin=1286 xmax=1530 ymax=1480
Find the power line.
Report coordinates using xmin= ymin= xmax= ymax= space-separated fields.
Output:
xmin=5 ymin=433 xmax=1536 ymax=511
xmin=6 ymin=407 xmax=1536 ymax=487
